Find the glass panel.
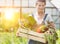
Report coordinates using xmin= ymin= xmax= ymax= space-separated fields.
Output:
xmin=45 ymin=8 xmax=52 ymax=15
xmin=6 ymin=0 xmax=12 ymax=6
xmin=29 ymin=0 xmax=36 ymax=7
xmin=46 ymin=0 xmax=54 ymax=7
xmin=0 ymin=0 xmax=5 ymax=6
xmin=22 ymin=0 xmax=28 ymax=7
xmin=56 ymin=17 xmax=60 ymax=24
xmin=55 ymin=24 xmax=60 ymax=29
xmin=22 ymin=8 xmax=35 ymax=13
xmin=14 ymin=0 xmax=20 ymax=6
xmin=52 ymin=16 xmax=58 ymax=22
xmin=52 ymin=9 xmax=57 ymax=15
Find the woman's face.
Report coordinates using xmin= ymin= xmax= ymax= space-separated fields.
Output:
xmin=36 ymin=2 xmax=45 ymax=12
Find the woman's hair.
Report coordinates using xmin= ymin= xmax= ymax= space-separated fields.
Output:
xmin=36 ymin=0 xmax=46 ymax=4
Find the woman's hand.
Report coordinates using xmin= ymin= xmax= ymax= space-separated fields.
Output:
xmin=47 ymin=21 xmax=55 ymax=29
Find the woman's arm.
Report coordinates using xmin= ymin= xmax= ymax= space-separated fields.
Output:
xmin=46 ymin=14 xmax=55 ymax=29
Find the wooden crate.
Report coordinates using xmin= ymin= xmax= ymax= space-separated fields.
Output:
xmin=16 ymin=28 xmax=46 ymax=43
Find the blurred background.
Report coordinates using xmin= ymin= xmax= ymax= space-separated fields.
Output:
xmin=0 ymin=0 xmax=60 ymax=44
xmin=0 ymin=0 xmax=60 ymax=30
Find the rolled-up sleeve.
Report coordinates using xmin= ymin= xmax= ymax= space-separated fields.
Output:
xmin=46 ymin=14 xmax=54 ymax=22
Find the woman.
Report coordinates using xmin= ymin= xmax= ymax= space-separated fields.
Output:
xmin=28 ymin=0 xmax=55 ymax=44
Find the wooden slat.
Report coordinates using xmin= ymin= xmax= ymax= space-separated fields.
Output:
xmin=19 ymin=28 xmax=44 ymax=38
xmin=17 ymin=28 xmax=46 ymax=43
xmin=18 ymin=32 xmax=46 ymax=43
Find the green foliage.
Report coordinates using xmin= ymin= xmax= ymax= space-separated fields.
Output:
xmin=0 ymin=32 xmax=28 ymax=44
xmin=22 ymin=13 xmax=36 ymax=29
xmin=56 ymin=30 xmax=60 ymax=44
xmin=45 ymin=28 xmax=58 ymax=44
xmin=27 ymin=16 xmax=36 ymax=26
xmin=0 ymin=29 xmax=60 ymax=44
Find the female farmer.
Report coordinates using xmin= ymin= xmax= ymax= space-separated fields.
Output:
xmin=28 ymin=0 xmax=56 ymax=44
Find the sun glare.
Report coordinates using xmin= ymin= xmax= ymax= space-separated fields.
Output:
xmin=4 ymin=9 xmax=14 ymax=20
